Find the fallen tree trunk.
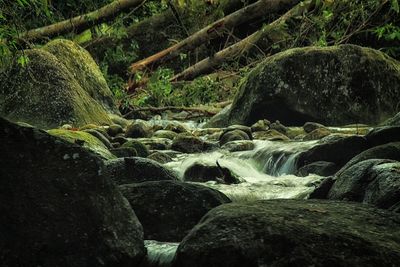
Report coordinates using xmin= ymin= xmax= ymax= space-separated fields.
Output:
xmin=171 ymin=0 xmax=313 ymax=81
xmin=18 ymin=0 xmax=146 ymax=42
xmin=129 ymin=0 xmax=301 ymax=73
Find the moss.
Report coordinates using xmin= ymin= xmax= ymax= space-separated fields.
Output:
xmin=0 ymin=48 xmax=113 ymax=129
xmin=43 ymin=39 xmax=118 ymax=113
xmin=121 ymin=140 xmax=149 ymax=158
xmin=47 ymin=129 xmax=115 ymax=160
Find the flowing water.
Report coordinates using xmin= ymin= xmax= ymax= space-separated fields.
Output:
xmin=141 ymin=240 xmax=179 ymax=267
xmin=166 ymin=140 xmax=324 ymax=202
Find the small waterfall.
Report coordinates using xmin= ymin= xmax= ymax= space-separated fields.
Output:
xmin=165 ymin=140 xmax=324 ymax=202
xmin=141 ymin=240 xmax=179 ymax=267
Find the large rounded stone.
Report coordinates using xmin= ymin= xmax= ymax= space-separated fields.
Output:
xmin=210 ymin=45 xmax=400 ymax=127
xmin=119 ymin=181 xmax=231 ymax=242
xmin=0 ymin=118 xmax=144 ymax=267
xmin=174 ymin=200 xmax=400 ymax=267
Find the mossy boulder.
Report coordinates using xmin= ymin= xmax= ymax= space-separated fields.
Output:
xmin=0 ymin=117 xmax=145 ymax=267
xmin=43 ymin=39 xmax=118 ymax=113
xmin=174 ymin=200 xmax=400 ymax=267
xmin=0 ymin=42 xmax=115 ymax=128
xmin=214 ymin=45 xmax=400 ymax=127
xmin=47 ymin=129 xmax=115 ymax=160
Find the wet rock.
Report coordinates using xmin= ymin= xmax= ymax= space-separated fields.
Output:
xmin=103 ymin=157 xmax=178 ymax=185
xmin=112 ymin=136 xmax=129 ymax=146
xmin=366 ymin=126 xmax=400 ymax=147
xmin=174 ymin=200 xmax=400 ymax=267
xmin=119 ymin=181 xmax=231 ymax=242
xmin=296 ymin=161 xmax=339 ymax=177
xmin=0 ymin=117 xmax=144 ymax=267
xmin=296 ymin=135 xmax=368 ymax=169
xmin=221 ymin=140 xmax=255 ymax=152
xmin=164 ymin=121 xmax=189 ymax=133
xmin=109 ymin=113 xmax=131 ymax=128
xmin=219 ymin=129 xmax=250 ymax=146
xmin=252 ymin=129 xmax=290 ymax=141
xmin=250 ymin=119 xmax=270 ymax=132
xmin=338 ymin=142 xmax=400 ymax=175
xmin=269 ymin=120 xmax=287 ymax=134
xmin=303 ymin=122 xmax=327 ymax=133
xmin=204 ymin=104 xmax=231 ymax=128
xmin=47 ymin=129 xmax=115 ymax=160
xmin=147 ymin=151 xmax=173 ymax=164
xmin=121 ymin=140 xmax=150 ymax=157
xmin=107 ymin=124 xmax=124 ymax=136
xmin=171 ymin=135 xmax=210 ymax=153
xmin=328 ymin=159 xmax=400 ymax=210
xmin=225 ymin=125 xmax=252 ymax=139
xmin=153 ymin=129 xmax=178 ymax=140
xmin=126 ymin=120 xmax=152 ymax=138
xmin=302 ymin=127 xmax=331 ymax=141
xmin=217 ymin=45 xmax=400 ymax=126
xmin=308 ymin=176 xmax=336 ymax=199
xmin=83 ymin=129 xmax=112 ymax=149
xmin=183 ymin=162 xmax=241 ymax=184
xmin=110 ymin=147 xmax=138 ymax=158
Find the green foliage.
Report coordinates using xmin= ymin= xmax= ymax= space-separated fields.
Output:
xmin=146 ymin=68 xmax=174 ymax=106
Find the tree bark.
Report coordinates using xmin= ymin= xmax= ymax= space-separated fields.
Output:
xmin=129 ymin=0 xmax=301 ymax=73
xmin=18 ymin=0 xmax=146 ymax=42
xmin=171 ymin=0 xmax=312 ymax=81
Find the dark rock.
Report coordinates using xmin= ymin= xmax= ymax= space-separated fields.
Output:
xmin=366 ymin=126 xmax=400 ymax=147
xmin=174 ymin=200 xmax=400 ymax=267
xmin=136 ymin=137 xmax=172 ymax=150
xmin=216 ymin=45 xmax=400 ymax=126
xmin=108 ymin=124 xmax=124 ymax=136
xmin=296 ymin=161 xmax=339 ymax=177
xmin=147 ymin=151 xmax=173 ymax=164
xmin=112 ymin=136 xmax=129 ymax=145
xmin=171 ymin=135 xmax=208 ymax=153
xmin=183 ymin=162 xmax=241 ymax=184
xmin=328 ymin=159 xmax=400 ymax=210
xmin=338 ymin=142 xmax=400 ymax=175
xmin=225 ymin=125 xmax=252 ymax=139
xmin=153 ymin=130 xmax=178 ymax=140
xmin=126 ymin=120 xmax=152 ymax=138
xmin=110 ymin=147 xmax=138 ymax=158
xmin=308 ymin=176 xmax=336 ymax=199
xmin=164 ymin=121 xmax=189 ymax=133
xmin=252 ymin=129 xmax=290 ymax=141
xmin=121 ymin=140 xmax=150 ymax=157
xmin=219 ymin=129 xmax=250 ymax=146
xmin=203 ymin=104 xmax=231 ymax=128
xmin=296 ymin=135 xmax=368 ymax=169
xmin=119 ymin=181 xmax=231 ymax=242
xmin=0 ymin=117 xmax=144 ymax=267
xmin=103 ymin=157 xmax=178 ymax=185
xmin=303 ymin=122 xmax=327 ymax=133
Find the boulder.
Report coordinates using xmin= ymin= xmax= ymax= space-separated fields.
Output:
xmin=366 ymin=126 xmax=400 ymax=147
xmin=295 ymin=161 xmax=339 ymax=177
xmin=110 ymin=147 xmax=138 ymax=158
xmin=252 ymin=129 xmax=290 ymax=141
xmin=219 ymin=129 xmax=250 ymax=146
xmin=47 ymin=129 xmax=115 ymax=160
xmin=174 ymin=200 xmax=400 ymax=267
xmin=43 ymin=39 xmax=118 ymax=113
xmin=250 ymin=119 xmax=270 ymax=132
xmin=103 ymin=157 xmax=179 ymax=185
xmin=126 ymin=120 xmax=152 ymax=138
xmin=211 ymin=45 xmax=400 ymax=127
xmin=296 ymin=135 xmax=368 ymax=169
xmin=171 ymin=135 xmax=214 ymax=153
xmin=83 ymin=129 xmax=113 ymax=149
xmin=121 ymin=140 xmax=150 ymax=157
xmin=119 ymin=181 xmax=231 ymax=242
xmin=269 ymin=120 xmax=287 ymax=134
xmin=153 ymin=129 xmax=178 ymax=140
xmin=0 ymin=44 xmax=115 ymax=128
xmin=338 ymin=142 xmax=400 ymax=175
xmin=303 ymin=122 xmax=327 ymax=133
xmin=0 ymin=117 xmax=144 ymax=267
xmin=107 ymin=124 xmax=124 ymax=136
xmin=183 ymin=162 xmax=241 ymax=184
xmin=328 ymin=159 xmax=400 ymax=210
xmin=147 ymin=151 xmax=173 ymax=164
xmin=382 ymin=112 xmax=400 ymax=126
xmin=302 ymin=128 xmax=331 ymax=141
